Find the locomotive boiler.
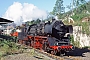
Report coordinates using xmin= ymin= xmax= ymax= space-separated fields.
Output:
xmin=27 ymin=19 xmax=73 ymax=39
xmin=13 ymin=19 xmax=74 ymax=55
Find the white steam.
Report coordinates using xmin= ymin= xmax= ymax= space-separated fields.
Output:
xmin=3 ymin=2 xmax=48 ymax=25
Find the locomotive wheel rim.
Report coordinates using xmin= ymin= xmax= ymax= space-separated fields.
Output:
xmin=51 ymin=50 xmax=56 ymax=55
xmin=51 ymin=51 xmax=54 ymax=55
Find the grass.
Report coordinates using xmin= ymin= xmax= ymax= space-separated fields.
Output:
xmin=0 ymin=40 xmax=24 ymax=60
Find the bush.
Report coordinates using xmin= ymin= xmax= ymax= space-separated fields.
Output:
xmin=70 ymin=35 xmax=80 ymax=47
xmin=0 ymin=40 xmax=19 ymax=57
xmin=71 ymin=13 xmax=90 ymax=21
xmin=81 ymin=22 xmax=90 ymax=35
xmin=70 ymin=35 xmax=74 ymax=44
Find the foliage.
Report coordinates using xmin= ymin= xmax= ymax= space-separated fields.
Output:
xmin=86 ymin=1 xmax=90 ymax=12
xmin=66 ymin=0 xmax=86 ymax=14
xmin=70 ymin=35 xmax=80 ymax=47
xmin=51 ymin=0 xmax=65 ymax=19
xmin=63 ymin=20 xmax=69 ymax=25
xmin=72 ymin=21 xmax=90 ymax=35
xmin=71 ymin=13 xmax=90 ymax=21
xmin=74 ymin=41 xmax=80 ymax=47
xmin=0 ymin=40 xmax=19 ymax=59
xmin=50 ymin=0 xmax=90 ymax=20
xmin=81 ymin=22 xmax=90 ymax=35
xmin=83 ymin=46 xmax=90 ymax=48
xmin=25 ymin=18 xmax=41 ymax=25
xmin=70 ymin=35 xmax=74 ymax=45
xmin=59 ymin=0 xmax=89 ymax=20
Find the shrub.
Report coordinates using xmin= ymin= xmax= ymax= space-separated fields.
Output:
xmin=71 ymin=13 xmax=90 ymax=21
xmin=70 ymin=35 xmax=80 ymax=47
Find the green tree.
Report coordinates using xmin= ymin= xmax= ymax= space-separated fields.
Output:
xmin=31 ymin=20 xmax=35 ymax=24
xmin=77 ymin=0 xmax=87 ymax=13
xmin=51 ymin=0 xmax=65 ymax=19
xmin=35 ymin=18 xmax=41 ymax=24
xmin=25 ymin=21 xmax=31 ymax=26
xmin=66 ymin=0 xmax=87 ymax=14
xmin=75 ymin=0 xmax=86 ymax=13
xmin=30 ymin=18 xmax=41 ymax=24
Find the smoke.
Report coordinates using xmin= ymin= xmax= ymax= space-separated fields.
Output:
xmin=2 ymin=2 xmax=48 ymax=25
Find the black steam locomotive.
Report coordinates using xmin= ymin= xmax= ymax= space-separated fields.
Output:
xmin=17 ymin=19 xmax=73 ymax=55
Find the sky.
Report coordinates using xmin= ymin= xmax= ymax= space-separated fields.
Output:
xmin=0 ymin=0 xmax=78 ymax=16
xmin=0 ymin=0 xmax=56 ymax=16
xmin=0 ymin=0 xmax=89 ymax=25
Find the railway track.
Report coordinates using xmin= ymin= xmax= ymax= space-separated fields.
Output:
xmin=18 ymin=44 xmax=80 ymax=60
xmin=36 ymin=50 xmax=80 ymax=60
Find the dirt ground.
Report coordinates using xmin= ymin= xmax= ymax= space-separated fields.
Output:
xmin=1 ymin=49 xmax=55 ymax=60
xmin=2 ymin=53 xmax=55 ymax=60
xmin=1 ymin=48 xmax=90 ymax=60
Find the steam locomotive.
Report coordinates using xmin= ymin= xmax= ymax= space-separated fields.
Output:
xmin=11 ymin=19 xmax=74 ymax=55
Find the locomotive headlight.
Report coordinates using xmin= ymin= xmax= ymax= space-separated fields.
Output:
xmin=56 ymin=43 xmax=58 ymax=45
